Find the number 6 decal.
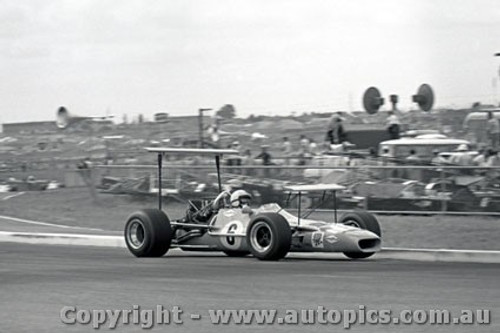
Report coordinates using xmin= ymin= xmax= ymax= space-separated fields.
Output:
xmin=221 ymin=221 xmax=243 ymax=250
xmin=227 ymin=223 xmax=238 ymax=245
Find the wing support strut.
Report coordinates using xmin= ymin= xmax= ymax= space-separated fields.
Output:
xmin=297 ymin=191 xmax=301 ymax=226
xmin=333 ymin=190 xmax=338 ymax=223
xmin=157 ymin=153 xmax=163 ymax=210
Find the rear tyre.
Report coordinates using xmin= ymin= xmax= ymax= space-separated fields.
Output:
xmin=340 ymin=211 xmax=381 ymax=259
xmin=223 ymin=250 xmax=250 ymax=257
xmin=125 ymin=209 xmax=172 ymax=257
xmin=246 ymin=213 xmax=291 ymax=261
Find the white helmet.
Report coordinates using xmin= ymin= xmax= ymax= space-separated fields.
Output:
xmin=230 ymin=190 xmax=252 ymax=208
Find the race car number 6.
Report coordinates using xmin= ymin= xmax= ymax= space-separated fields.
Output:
xmin=227 ymin=223 xmax=237 ymax=245
xmin=221 ymin=221 xmax=243 ymax=250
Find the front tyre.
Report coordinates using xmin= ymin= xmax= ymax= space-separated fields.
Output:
xmin=339 ymin=211 xmax=381 ymax=236
xmin=125 ymin=209 xmax=173 ymax=257
xmin=340 ymin=211 xmax=381 ymax=259
xmin=343 ymin=251 xmax=374 ymax=259
xmin=246 ymin=213 xmax=291 ymax=261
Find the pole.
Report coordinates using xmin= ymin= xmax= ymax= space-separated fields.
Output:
xmin=198 ymin=109 xmax=204 ymax=148
xmin=494 ymin=53 xmax=500 ymax=106
xmin=198 ymin=108 xmax=212 ymax=148
xmin=215 ymin=155 xmax=222 ymax=193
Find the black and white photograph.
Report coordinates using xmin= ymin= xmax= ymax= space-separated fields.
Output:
xmin=1 ymin=0 xmax=499 ymax=332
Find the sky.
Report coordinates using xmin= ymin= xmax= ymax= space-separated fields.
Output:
xmin=1 ymin=0 xmax=500 ymax=124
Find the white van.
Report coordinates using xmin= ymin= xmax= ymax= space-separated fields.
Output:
xmin=378 ymin=137 xmax=471 ymax=161
xmin=463 ymin=110 xmax=500 ymax=143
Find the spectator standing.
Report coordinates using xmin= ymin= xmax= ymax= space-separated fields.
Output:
xmin=207 ymin=126 xmax=219 ymax=147
xmin=326 ymin=114 xmax=347 ymax=146
xmin=386 ymin=111 xmax=400 ymax=140
xmin=281 ymin=137 xmax=292 ymax=164
xmin=450 ymin=144 xmax=473 ymax=166
xmin=450 ymin=144 xmax=474 ymax=175
xmin=241 ymin=149 xmax=254 ymax=176
xmin=309 ymin=139 xmax=319 ymax=156
xmin=255 ymin=145 xmax=273 ymax=178
xmin=299 ymin=135 xmax=310 ymax=150
xmin=207 ymin=115 xmax=220 ymax=147
xmin=485 ymin=149 xmax=500 ymax=179
xmin=226 ymin=141 xmax=242 ymax=173
xmin=298 ymin=135 xmax=311 ymax=165
xmin=473 ymin=147 xmax=488 ymax=176
xmin=256 ymin=145 xmax=272 ymax=165
xmin=335 ymin=118 xmax=347 ymax=143
xmin=327 ymin=112 xmax=344 ymax=130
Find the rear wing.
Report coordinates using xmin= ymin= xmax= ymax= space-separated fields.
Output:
xmin=285 ymin=183 xmax=346 ymax=193
xmin=145 ymin=147 xmax=239 ymax=210
xmin=145 ymin=147 xmax=239 ymax=156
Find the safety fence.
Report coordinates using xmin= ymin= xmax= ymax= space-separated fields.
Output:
xmin=90 ymin=163 xmax=500 ymax=216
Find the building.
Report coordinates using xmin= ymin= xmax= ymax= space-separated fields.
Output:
xmin=2 ymin=121 xmax=59 ymax=135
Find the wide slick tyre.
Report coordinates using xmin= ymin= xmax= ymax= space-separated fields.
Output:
xmin=246 ymin=213 xmax=291 ymax=261
xmin=125 ymin=209 xmax=173 ymax=257
xmin=339 ymin=211 xmax=381 ymax=236
xmin=339 ymin=211 xmax=381 ymax=259
xmin=343 ymin=251 xmax=374 ymax=259
xmin=222 ymin=250 xmax=250 ymax=257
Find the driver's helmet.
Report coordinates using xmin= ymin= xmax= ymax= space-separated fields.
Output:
xmin=230 ymin=190 xmax=252 ymax=208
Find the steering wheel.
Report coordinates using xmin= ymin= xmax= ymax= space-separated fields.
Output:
xmin=212 ymin=191 xmax=231 ymax=210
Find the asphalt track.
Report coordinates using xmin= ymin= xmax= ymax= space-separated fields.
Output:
xmin=1 ymin=243 xmax=499 ymax=333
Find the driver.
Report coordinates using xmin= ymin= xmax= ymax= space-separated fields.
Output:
xmin=230 ymin=190 xmax=254 ymax=215
xmin=187 ymin=190 xmax=253 ymax=224
xmin=230 ymin=190 xmax=252 ymax=208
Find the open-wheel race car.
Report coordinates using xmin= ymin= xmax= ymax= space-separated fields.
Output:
xmin=124 ymin=148 xmax=382 ymax=260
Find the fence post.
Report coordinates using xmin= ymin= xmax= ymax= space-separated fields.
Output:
xmin=439 ymin=168 xmax=447 ymax=212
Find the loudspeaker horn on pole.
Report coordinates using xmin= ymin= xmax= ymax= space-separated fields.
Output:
xmin=56 ymin=106 xmax=113 ymax=129
xmin=412 ymin=84 xmax=434 ymax=112
xmin=363 ymin=87 xmax=384 ymax=114
xmin=389 ymin=94 xmax=399 ymax=111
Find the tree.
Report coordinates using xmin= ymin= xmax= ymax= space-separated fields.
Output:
xmin=247 ymin=114 xmax=264 ymax=122
xmin=472 ymin=102 xmax=481 ymax=109
xmin=216 ymin=104 xmax=236 ymax=120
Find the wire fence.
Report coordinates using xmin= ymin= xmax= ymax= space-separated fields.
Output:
xmin=92 ymin=163 xmax=500 ymax=217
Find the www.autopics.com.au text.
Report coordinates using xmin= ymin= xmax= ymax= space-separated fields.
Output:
xmin=60 ymin=305 xmax=491 ymax=329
